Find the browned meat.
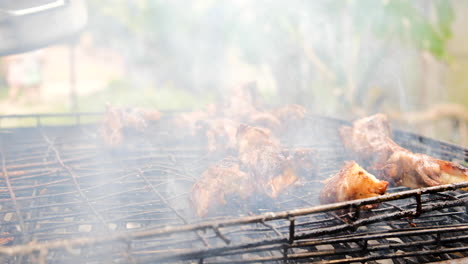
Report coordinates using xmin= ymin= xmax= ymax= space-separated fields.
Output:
xmin=191 ymin=125 xmax=318 ymax=216
xmin=173 ymin=108 xmax=215 ymax=137
xmin=339 ymin=114 xmax=393 ymax=168
xmin=272 ymin=104 xmax=307 ymax=123
xmin=196 ymin=118 xmax=240 ymax=153
xmin=380 ymin=148 xmax=468 ymax=188
xmin=173 ymin=104 xmax=219 ymax=136
xmin=285 ymin=148 xmax=316 ymax=177
xmin=267 ymin=167 xmax=298 ymax=198
xmin=248 ymin=112 xmax=282 ymax=132
xmin=223 ymin=82 xmax=259 ymax=120
xmin=190 ymin=157 xmax=253 ymax=217
xmin=340 ymin=114 xmax=468 ymax=188
xmin=236 ymin=124 xmax=297 ymax=198
xmin=320 ymin=161 xmax=388 ymax=208
xmin=248 ymin=104 xmax=306 ymax=133
xmin=102 ymin=106 xmax=125 ymax=146
xmin=101 ymin=105 xmax=161 ymax=146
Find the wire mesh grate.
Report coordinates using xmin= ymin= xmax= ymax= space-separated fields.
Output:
xmin=0 ymin=113 xmax=466 ymax=263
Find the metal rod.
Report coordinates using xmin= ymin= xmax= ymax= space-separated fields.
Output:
xmin=69 ymin=42 xmax=78 ymax=112
xmin=0 ymin=151 xmax=26 ymax=239
xmin=41 ymin=134 xmax=109 ymax=231
xmin=288 ymin=218 xmax=295 ymax=244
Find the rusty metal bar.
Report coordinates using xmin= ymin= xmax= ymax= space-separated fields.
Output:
xmin=0 ymin=197 xmax=465 ymax=261
xmin=289 ymin=246 xmax=468 ymax=264
xmin=0 ymin=182 xmax=464 ymax=255
xmin=288 ymin=218 xmax=295 ymax=244
xmin=415 ymin=190 xmax=423 ymax=217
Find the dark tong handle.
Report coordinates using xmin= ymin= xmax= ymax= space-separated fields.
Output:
xmin=2 ymin=0 xmax=67 ymax=17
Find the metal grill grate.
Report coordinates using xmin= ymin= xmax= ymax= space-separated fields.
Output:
xmin=0 ymin=113 xmax=467 ymax=263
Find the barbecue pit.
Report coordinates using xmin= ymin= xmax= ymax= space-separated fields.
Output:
xmin=0 ymin=113 xmax=467 ymax=263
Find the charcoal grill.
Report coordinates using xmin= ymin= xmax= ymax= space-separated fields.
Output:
xmin=0 ymin=112 xmax=467 ymax=264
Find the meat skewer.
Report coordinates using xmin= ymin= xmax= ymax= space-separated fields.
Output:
xmin=340 ymin=113 xmax=468 ymax=188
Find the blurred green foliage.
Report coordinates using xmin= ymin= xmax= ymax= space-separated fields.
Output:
xmin=85 ymin=0 xmax=454 ymax=115
xmin=79 ymin=78 xmax=216 ymax=111
xmin=348 ymin=0 xmax=454 ymax=60
xmin=87 ymin=0 xmax=232 ymax=94
xmin=0 ymin=87 xmax=7 ymax=100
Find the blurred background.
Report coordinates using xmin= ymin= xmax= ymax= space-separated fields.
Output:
xmin=0 ymin=0 xmax=467 ymax=146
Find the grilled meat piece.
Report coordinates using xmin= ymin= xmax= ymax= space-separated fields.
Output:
xmin=249 ymin=104 xmax=307 ymax=133
xmin=196 ymin=118 xmax=240 ymax=153
xmin=223 ymin=82 xmax=260 ymax=120
xmin=173 ymin=105 xmax=217 ymax=137
xmin=248 ymin=112 xmax=282 ymax=132
xmin=267 ymin=167 xmax=298 ymax=199
xmin=285 ymin=148 xmax=316 ymax=177
xmin=236 ymin=124 xmax=297 ymax=198
xmin=101 ymin=105 xmax=161 ymax=146
xmin=381 ymin=150 xmax=468 ymax=188
xmin=102 ymin=106 xmax=124 ymax=146
xmin=190 ymin=157 xmax=253 ymax=217
xmin=191 ymin=128 xmax=317 ymax=216
xmin=272 ymin=104 xmax=306 ymax=123
xmin=320 ymin=161 xmax=388 ymax=208
xmin=339 ymin=113 xmax=393 ymax=168
xmin=172 ymin=110 xmax=212 ymax=136
xmin=340 ymin=113 xmax=468 ymax=188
